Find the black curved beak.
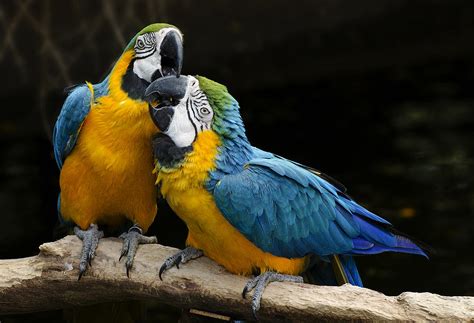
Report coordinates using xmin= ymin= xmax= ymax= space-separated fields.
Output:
xmin=145 ymin=75 xmax=189 ymax=131
xmin=145 ymin=75 xmax=188 ymax=102
xmin=153 ymin=30 xmax=183 ymax=81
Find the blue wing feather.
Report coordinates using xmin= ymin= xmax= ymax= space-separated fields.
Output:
xmin=212 ymin=148 xmax=427 ymax=262
xmin=53 ymin=84 xmax=92 ymax=169
xmin=53 ymin=78 xmax=109 ymax=169
xmin=53 ymin=78 xmax=109 ymax=221
xmin=340 ymin=255 xmax=363 ymax=286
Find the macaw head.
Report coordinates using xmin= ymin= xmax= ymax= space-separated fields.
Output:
xmin=113 ymin=23 xmax=184 ymax=100
xmin=144 ymin=75 xmax=246 ymax=147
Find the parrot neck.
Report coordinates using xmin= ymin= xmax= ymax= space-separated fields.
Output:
xmin=108 ymin=49 xmax=149 ymax=103
xmin=206 ymin=126 xmax=253 ymax=191
xmin=153 ymin=127 xmax=253 ymax=192
xmin=152 ymin=133 xmax=193 ymax=168
xmin=94 ymin=49 xmax=157 ymax=139
xmin=121 ymin=58 xmax=149 ymax=100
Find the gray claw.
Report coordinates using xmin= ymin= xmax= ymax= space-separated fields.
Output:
xmin=159 ymin=247 xmax=203 ymax=280
xmin=242 ymin=271 xmax=303 ymax=318
xmin=119 ymin=225 xmax=157 ymax=277
xmin=74 ymin=224 xmax=104 ymax=280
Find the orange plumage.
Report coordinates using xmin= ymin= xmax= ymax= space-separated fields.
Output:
xmin=60 ymin=50 xmax=158 ymax=231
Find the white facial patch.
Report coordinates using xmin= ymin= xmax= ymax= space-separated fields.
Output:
xmin=164 ymin=77 xmax=214 ymax=147
xmin=132 ymin=28 xmax=182 ymax=82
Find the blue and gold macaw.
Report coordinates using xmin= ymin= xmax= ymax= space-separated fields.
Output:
xmin=53 ymin=23 xmax=183 ymax=278
xmin=144 ymin=75 xmax=428 ymax=316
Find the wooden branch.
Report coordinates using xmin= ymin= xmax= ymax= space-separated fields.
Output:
xmin=0 ymin=236 xmax=473 ymax=321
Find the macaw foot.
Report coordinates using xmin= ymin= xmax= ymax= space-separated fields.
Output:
xmin=159 ymin=247 xmax=203 ymax=280
xmin=242 ymin=271 xmax=303 ymax=318
xmin=119 ymin=224 xmax=158 ymax=277
xmin=74 ymin=224 xmax=104 ymax=280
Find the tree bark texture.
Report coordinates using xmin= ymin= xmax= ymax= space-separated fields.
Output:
xmin=0 ymin=236 xmax=473 ymax=321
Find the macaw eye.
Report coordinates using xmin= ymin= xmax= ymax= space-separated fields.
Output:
xmin=200 ymin=107 xmax=210 ymax=115
xmin=135 ymin=33 xmax=157 ymax=58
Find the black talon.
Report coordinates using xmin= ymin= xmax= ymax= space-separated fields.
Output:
xmin=242 ymin=271 xmax=304 ymax=317
xmin=242 ymin=286 xmax=248 ymax=299
xmin=119 ymin=248 xmax=127 ymax=261
xmin=158 ymin=247 xmax=203 ymax=281
xmin=159 ymin=264 xmax=167 ymax=281
xmin=119 ymin=225 xmax=157 ymax=277
xmin=74 ymin=224 xmax=103 ymax=280
xmin=160 ymin=255 xmax=181 ymax=280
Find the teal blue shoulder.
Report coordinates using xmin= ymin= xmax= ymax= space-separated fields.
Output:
xmin=52 ymin=78 xmax=109 ymax=168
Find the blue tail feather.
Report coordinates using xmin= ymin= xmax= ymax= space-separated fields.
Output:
xmin=349 ymin=205 xmax=429 ymax=258
xmin=351 ymin=236 xmax=428 ymax=258
xmin=304 ymin=255 xmax=363 ymax=287
xmin=339 ymin=255 xmax=363 ymax=287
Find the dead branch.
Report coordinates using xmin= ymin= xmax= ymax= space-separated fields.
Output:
xmin=0 ymin=236 xmax=473 ymax=321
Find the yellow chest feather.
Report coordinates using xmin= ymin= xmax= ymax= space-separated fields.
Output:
xmin=59 ymin=50 xmax=158 ymax=230
xmin=157 ymin=131 xmax=308 ymax=275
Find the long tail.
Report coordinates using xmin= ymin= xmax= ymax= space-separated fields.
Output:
xmin=350 ymin=215 xmax=430 ymax=258
xmin=332 ymin=254 xmax=363 ymax=286
xmin=345 ymin=201 xmax=431 ymax=258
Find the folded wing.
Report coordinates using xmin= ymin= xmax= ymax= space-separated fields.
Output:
xmin=53 ymin=79 xmax=108 ymax=168
xmin=212 ymin=151 xmax=427 ymax=260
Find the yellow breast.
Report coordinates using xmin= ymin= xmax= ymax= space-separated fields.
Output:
xmin=60 ymin=50 xmax=158 ymax=231
xmin=157 ymin=131 xmax=308 ymax=275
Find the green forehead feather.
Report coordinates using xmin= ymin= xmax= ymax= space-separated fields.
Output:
xmin=195 ymin=76 xmax=231 ymax=113
xmin=196 ymin=76 xmax=241 ymax=135
xmin=124 ymin=23 xmax=178 ymax=52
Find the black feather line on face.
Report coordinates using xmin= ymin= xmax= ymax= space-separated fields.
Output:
xmin=186 ymin=97 xmax=199 ymax=140
xmin=134 ymin=47 xmax=157 ymax=60
xmin=121 ymin=59 xmax=149 ymax=100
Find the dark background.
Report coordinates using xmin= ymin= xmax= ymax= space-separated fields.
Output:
xmin=1 ymin=0 xmax=473 ymax=321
